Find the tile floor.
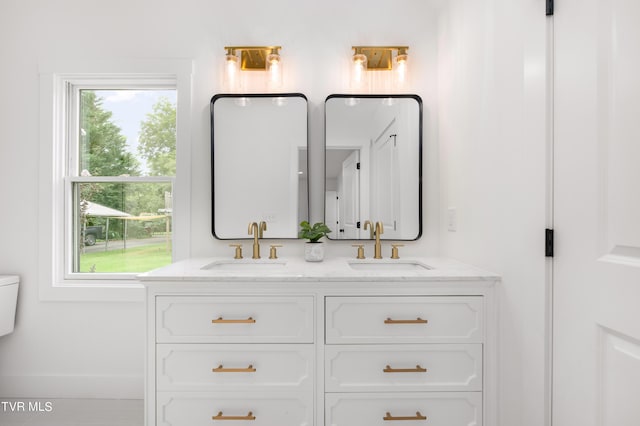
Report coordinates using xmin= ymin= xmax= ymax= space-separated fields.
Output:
xmin=0 ymin=399 xmax=143 ymax=426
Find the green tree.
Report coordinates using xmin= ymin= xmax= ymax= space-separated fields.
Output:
xmin=78 ymin=91 xmax=141 ymax=237
xmin=123 ymin=182 xmax=172 ymax=216
xmin=77 ymin=92 xmax=176 ymax=244
xmin=138 ymin=97 xmax=176 ymax=176
xmin=80 ymin=91 xmax=140 ymax=177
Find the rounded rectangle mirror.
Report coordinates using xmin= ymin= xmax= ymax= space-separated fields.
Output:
xmin=211 ymin=93 xmax=308 ymax=239
xmin=324 ymin=94 xmax=422 ymax=240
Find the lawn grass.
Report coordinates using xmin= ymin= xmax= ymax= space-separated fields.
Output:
xmin=79 ymin=242 xmax=172 ymax=273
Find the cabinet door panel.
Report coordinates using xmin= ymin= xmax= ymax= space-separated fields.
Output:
xmin=157 ymin=344 xmax=314 ymax=391
xmin=156 ymin=296 xmax=314 ymax=343
xmin=326 ymin=392 xmax=482 ymax=426
xmin=326 ymin=296 xmax=483 ymax=344
xmin=157 ymin=392 xmax=313 ymax=426
xmin=325 ymin=344 xmax=482 ymax=392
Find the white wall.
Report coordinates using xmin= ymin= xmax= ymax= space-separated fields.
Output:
xmin=0 ymin=3 xmax=550 ymax=426
xmin=437 ymin=1 xmax=549 ymax=426
xmin=0 ymin=0 xmax=439 ymax=399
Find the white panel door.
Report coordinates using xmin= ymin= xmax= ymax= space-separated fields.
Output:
xmin=554 ymin=0 xmax=640 ymax=425
xmin=340 ymin=150 xmax=360 ymax=239
xmin=326 ymin=190 xmax=339 ymax=237
xmin=370 ymin=122 xmax=399 ymax=238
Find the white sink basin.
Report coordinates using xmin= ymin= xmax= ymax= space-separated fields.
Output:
xmin=202 ymin=261 xmax=287 ymax=271
xmin=348 ymin=261 xmax=431 ymax=271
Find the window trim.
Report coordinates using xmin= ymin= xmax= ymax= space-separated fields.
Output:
xmin=38 ymin=59 xmax=192 ymax=302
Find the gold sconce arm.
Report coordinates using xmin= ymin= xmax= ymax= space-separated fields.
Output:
xmin=352 ymin=46 xmax=409 ymax=70
xmin=224 ymin=46 xmax=281 ymax=70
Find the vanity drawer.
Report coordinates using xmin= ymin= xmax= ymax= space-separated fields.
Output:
xmin=156 ymin=296 xmax=314 ymax=343
xmin=325 ymin=392 xmax=482 ymax=426
xmin=157 ymin=344 xmax=314 ymax=391
xmin=325 ymin=344 xmax=482 ymax=392
xmin=325 ymin=296 xmax=483 ymax=344
xmin=157 ymin=391 xmax=313 ymax=426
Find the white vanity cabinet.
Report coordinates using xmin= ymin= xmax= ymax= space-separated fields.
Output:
xmin=141 ymin=259 xmax=497 ymax=426
xmin=152 ymin=294 xmax=315 ymax=426
xmin=324 ymin=296 xmax=485 ymax=426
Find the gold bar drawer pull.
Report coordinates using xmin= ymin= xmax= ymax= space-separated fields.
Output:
xmin=383 ymin=411 xmax=427 ymax=421
xmin=384 ymin=317 xmax=428 ymax=324
xmin=212 ymin=317 xmax=256 ymax=324
xmin=212 ymin=364 xmax=257 ymax=373
xmin=383 ymin=364 xmax=427 ymax=373
xmin=212 ymin=411 xmax=256 ymax=421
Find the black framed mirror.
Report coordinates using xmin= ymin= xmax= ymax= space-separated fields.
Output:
xmin=211 ymin=93 xmax=308 ymax=239
xmin=324 ymin=94 xmax=422 ymax=240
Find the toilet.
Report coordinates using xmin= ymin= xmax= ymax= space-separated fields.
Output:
xmin=0 ymin=275 xmax=19 ymax=337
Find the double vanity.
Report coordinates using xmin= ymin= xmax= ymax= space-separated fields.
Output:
xmin=139 ymin=257 xmax=498 ymax=426
xmin=139 ymin=92 xmax=498 ymax=425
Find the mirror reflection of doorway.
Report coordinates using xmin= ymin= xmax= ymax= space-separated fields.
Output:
xmin=298 ymin=148 xmax=308 ymax=226
xmin=370 ymin=120 xmax=400 ymax=239
xmin=325 ymin=95 xmax=422 ymax=241
xmin=326 ymin=148 xmax=361 ymax=239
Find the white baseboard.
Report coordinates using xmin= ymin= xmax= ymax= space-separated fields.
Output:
xmin=0 ymin=375 xmax=143 ymax=399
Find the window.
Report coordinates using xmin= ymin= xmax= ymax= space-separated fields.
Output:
xmin=72 ymin=88 xmax=176 ymax=275
xmin=39 ymin=60 xmax=192 ymax=301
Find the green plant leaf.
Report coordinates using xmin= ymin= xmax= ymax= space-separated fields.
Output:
xmin=299 ymin=221 xmax=332 ymax=242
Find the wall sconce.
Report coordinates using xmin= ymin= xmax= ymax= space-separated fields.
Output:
xmin=224 ymin=46 xmax=283 ymax=92
xmin=350 ymin=46 xmax=409 ymax=92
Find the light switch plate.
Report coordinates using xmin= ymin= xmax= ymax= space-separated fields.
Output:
xmin=447 ymin=207 xmax=457 ymax=232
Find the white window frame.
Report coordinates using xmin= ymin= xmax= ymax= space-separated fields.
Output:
xmin=38 ymin=59 xmax=192 ymax=302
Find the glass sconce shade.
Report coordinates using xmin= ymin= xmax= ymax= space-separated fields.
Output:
xmin=266 ymin=52 xmax=282 ymax=88
xmin=395 ymin=52 xmax=408 ymax=88
xmin=350 ymin=53 xmax=368 ymax=90
xmin=224 ymin=53 xmax=240 ymax=92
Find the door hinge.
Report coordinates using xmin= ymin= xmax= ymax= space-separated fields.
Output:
xmin=545 ymin=229 xmax=554 ymax=257
xmin=356 ymin=162 xmax=360 ymax=170
xmin=546 ymin=0 xmax=554 ymax=16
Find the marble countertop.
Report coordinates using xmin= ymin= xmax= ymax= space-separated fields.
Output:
xmin=138 ymin=256 xmax=499 ymax=283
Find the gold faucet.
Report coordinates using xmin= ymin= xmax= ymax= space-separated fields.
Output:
xmin=258 ymin=221 xmax=267 ymax=238
xmin=248 ymin=222 xmax=261 ymax=259
xmin=373 ymin=221 xmax=384 ymax=259
xmin=363 ymin=220 xmax=374 ymax=239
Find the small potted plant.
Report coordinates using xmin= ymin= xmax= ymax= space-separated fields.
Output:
xmin=299 ymin=221 xmax=332 ymax=262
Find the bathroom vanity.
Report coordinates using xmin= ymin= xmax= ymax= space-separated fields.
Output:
xmin=139 ymin=257 xmax=498 ymax=426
